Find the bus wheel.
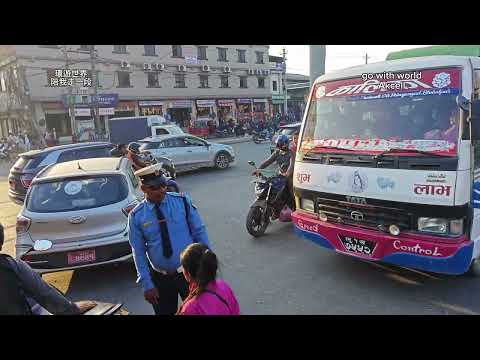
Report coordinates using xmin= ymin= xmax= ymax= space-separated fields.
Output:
xmin=466 ymin=259 xmax=480 ymax=277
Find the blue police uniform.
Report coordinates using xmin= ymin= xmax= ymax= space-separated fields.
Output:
xmin=128 ymin=192 xmax=211 ymax=292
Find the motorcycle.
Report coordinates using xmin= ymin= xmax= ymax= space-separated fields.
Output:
xmin=252 ymin=128 xmax=273 ymax=144
xmin=215 ymin=126 xmax=235 ymax=138
xmin=245 ymin=161 xmax=292 ymax=237
xmin=140 ymin=151 xmax=180 ymax=193
xmin=34 ymin=301 xmax=129 ymax=315
xmin=0 ymin=144 xmax=11 ymax=162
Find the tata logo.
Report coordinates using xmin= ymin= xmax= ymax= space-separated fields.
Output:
xmin=346 ymin=196 xmax=367 ymax=205
xmin=350 ymin=211 xmax=364 ymax=222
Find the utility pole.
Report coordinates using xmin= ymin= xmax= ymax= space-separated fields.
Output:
xmin=282 ymin=47 xmax=288 ymax=115
xmin=62 ymin=45 xmax=76 ymax=140
xmin=90 ymin=46 xmax=99 ymax=131
xmin=365 ymin=53 xmax=370 ymax=64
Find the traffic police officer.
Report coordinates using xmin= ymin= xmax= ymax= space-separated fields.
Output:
xmin=129 ymin=163 xmax=211 ymax=315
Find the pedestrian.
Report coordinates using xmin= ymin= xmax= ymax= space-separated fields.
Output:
xmin=176 ymin=243 xmax=240 ymax=315
xmin=23 ymin=131 xmax=31 ymax=152
xmin=128 ymin=163 xmax=211 ymax=315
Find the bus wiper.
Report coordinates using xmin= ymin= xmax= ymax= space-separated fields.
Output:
xmin=374 ymin=148 xmax=451 ymax=159
xmin=302 ymin=145 xmax=357 ymax=157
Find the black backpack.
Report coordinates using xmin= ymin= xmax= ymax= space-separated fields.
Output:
xmin=0 ymin=255 xmax=32 ymax=315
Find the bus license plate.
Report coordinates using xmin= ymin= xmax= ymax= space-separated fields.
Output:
xmin=339 ymin=236 xmax=376 ymax=256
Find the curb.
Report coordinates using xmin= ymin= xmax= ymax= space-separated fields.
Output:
xmin=210 ymin=136 xmax=252 ymax=145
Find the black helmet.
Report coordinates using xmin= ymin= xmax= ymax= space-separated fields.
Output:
xmin=128 ymin=142 xmax=141 ymax=154
xmin=276 ymin=134 xmax=289 ymax=149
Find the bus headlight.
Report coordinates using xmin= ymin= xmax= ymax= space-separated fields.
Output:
xmin=418 ymin=218 xmax=448 ymax=234
xmin=301 ymin=198 xmax=314 ymax=212
xmin=418 ymin=218 xmax=464 ymax=236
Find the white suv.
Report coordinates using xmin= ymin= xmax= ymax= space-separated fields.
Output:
xmin=16 ymin=157 xmax=143 ymax=273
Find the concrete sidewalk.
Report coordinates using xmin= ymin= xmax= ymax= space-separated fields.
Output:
xmin=209 ymin=135 xmax=252 ymax=145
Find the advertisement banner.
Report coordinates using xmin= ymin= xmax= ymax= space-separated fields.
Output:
xmin=253 ymin=98 xmax=267 ymax=103
xmin=73 ymin=108 xmax=91 ymax=117
xmin=314 ymin=68 xmax=462 ymax=101
xmin=196 ymin=100 xmax=216 ymax=107
xmin=139 ymin=100 xmax=164 ymax=106
xmin=217 ymin=99 xmax=235 ymax=107
xmin=237 ymin=98 xmax=252 ymax=104
xmin=99 ymin=107 xmax=115 ymax=115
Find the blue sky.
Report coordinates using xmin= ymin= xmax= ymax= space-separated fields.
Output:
xmin=269 ymin=45 xmax=432 ymax=75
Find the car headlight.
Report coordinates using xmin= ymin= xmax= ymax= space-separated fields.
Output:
xmin=417 ymin=218 xmax=464 ymax=236
xmin=301 ymin=198 xmax=314 ymax=212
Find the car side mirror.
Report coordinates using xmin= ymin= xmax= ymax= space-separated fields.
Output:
xmin=469 ymin=99 xmax=480 ymax=140
xmin=248 ymin=161 xmax=256 ymax=167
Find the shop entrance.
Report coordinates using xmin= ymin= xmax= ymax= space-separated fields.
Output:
xmin=169 ymin=108 xmax=191 ymax=128
xmin=46 ymin=113 xmax=71 ymax=136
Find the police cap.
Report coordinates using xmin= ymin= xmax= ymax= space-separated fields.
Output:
xmin=134 ymin=163 xmax=168 ymax=187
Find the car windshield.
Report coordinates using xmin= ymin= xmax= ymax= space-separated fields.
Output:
xmin=301 ymin=67 xmax=462 ymax=156
xmin=27 ymin=175 xmax=128 ymax=213
xmin=139 ymin=142 xmax=157 ymax=150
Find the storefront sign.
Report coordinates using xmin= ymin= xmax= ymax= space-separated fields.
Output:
xmin=116 ymin=101 xmax=136 ymax=112
xmin=253 ymin=99 xmax=267 ymax=103
xmin=196 ymin=100 xmax=216 ymax=107
xmin=63 ymin=93 xmax=119 ymax=108
xmin=73 ymin=108 xmax=91 ymax=117
xmin=140 ymin=106 xmax=163 ymax=116
xmin=139 ymin=100 xmax=164 ymax=107
xmin=237 ymin=98 xmax=252 ymax=104
xmin=217 ymin=100 xmax=235 ymax=107
xmin=99 ymin=107 xmax=115 ymax=115
xmin=185 ymin=56 xmax=198 ymax=65
xmin=95 ymin=94 xmax=119 ymax=107
xmin=42 ymin=102 xmax=64 ymax=110
xmin=170 ymin=100 xmax=192 ymax=108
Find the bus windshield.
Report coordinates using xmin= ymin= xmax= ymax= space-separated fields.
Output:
xmin=301 ymin=67 xmax=462 ymax=156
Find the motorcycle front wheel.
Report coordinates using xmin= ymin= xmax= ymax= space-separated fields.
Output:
xmin=246 ymin=205 xmax=270 ymax=237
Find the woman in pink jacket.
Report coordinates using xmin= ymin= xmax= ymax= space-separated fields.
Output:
xmin=177 ymin=243 xmax=240 ymax=315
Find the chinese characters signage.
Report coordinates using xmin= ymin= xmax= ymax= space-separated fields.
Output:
xmin=47 ymin=69 xmax=93 ymax=87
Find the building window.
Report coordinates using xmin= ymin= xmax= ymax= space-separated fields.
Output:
xmin=117 ymin=71 xmax=131 ymax=87
xmin=199 ymin=75 xmax=209 ymax=88
xmin=220 ymin=75 xmax=229 ymax=88
xmin=239 ymin=76 xmax=248 ymax=88
xmin=272 ymin=80 xmax=277 ymax=91
xmin=197 ymin=46 xmax=208 ymax=60
xmin=144 ymin=45 xmax=156 ymax=56
xmin=258 ymin=77 xmax=265 ymax=88
xmin=237 ymin=49 xmax=246 ymax=63
xmin=175 ymin=74 xmax=186 ymax=88
xmin=113 ymin=45 xmax=127 ymax=53
xmin=172 ymin=45 xmax=183 ymax=58
xmin=217 ymin=48 xmax=228 ymax=62
xmin=256 ymin=51 xmax=264 ymax=64
xmin=79 ymin=45 xmax=94 ymax=51
xmin=147 ymin=72 xmax=160 ymax=87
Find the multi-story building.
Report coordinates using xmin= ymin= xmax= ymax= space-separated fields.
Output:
xmin=0 ymin=45 xmax=271 ymax=142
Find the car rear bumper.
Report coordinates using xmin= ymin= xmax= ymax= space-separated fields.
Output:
xmin=17 ymin=236 xmax=132 ymax=273
xmin=8 ymin=190 xmax=26 ymax=204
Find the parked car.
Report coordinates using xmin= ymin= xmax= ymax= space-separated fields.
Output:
xmin=270 ymin=122 xmax=302 ymax=153
xmin=8 ymin=142 xmax=115 ymax=205
xmin=16 ymin=157 xmax=143 ymax=273
xmin=139 ymin=134 xmax=235 ymax=172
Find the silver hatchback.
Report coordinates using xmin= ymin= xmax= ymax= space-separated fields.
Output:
xmin=15 ymin=157 xmax=144 ymax=273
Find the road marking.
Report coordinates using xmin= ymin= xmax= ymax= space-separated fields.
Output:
xmin=429 ymin=300 xmax=479 ymax=315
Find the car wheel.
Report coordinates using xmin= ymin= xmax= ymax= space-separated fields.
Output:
xmin=465 ymin=258 xmax=480 ymax=277
xmin=214 ymin=151 xmax=230 ymax=169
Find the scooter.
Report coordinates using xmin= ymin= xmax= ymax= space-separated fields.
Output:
xmin=245 ymin=161 xmax=292 ymax=237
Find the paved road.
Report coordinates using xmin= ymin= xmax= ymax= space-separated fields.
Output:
xmin=2 ymin=142 xmax=480 ymax=314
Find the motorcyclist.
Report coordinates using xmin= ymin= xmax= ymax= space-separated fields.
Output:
xmin=252 ymin=135 xmax=295 ymax=217
xmin=0 ymin=223 xmax=96 ymax=315
xmin=127 ymin=142 xmax=149 ymax=171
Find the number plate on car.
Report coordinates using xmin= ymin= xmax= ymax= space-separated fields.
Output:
xmin=339 ymin=235 xmax=376 ymax=256
xmin=67 ymin=249 xmax=96 ymax=265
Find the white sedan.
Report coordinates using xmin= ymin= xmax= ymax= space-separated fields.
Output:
xmin=139 ymin=134 xmax=235 ymax=172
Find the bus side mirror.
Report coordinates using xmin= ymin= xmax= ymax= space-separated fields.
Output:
xmin=469 ymin=99 xmax=480 ymax=140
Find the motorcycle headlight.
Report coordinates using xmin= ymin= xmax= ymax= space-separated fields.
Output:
xmin=301 ymin=198 xmax=314 ymax=212
xmin=417 ymin=217 xmax=464 ymax=236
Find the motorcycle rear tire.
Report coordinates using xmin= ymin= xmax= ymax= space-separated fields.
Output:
xmin=246 ymin=205 xmax=270 ymax=237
